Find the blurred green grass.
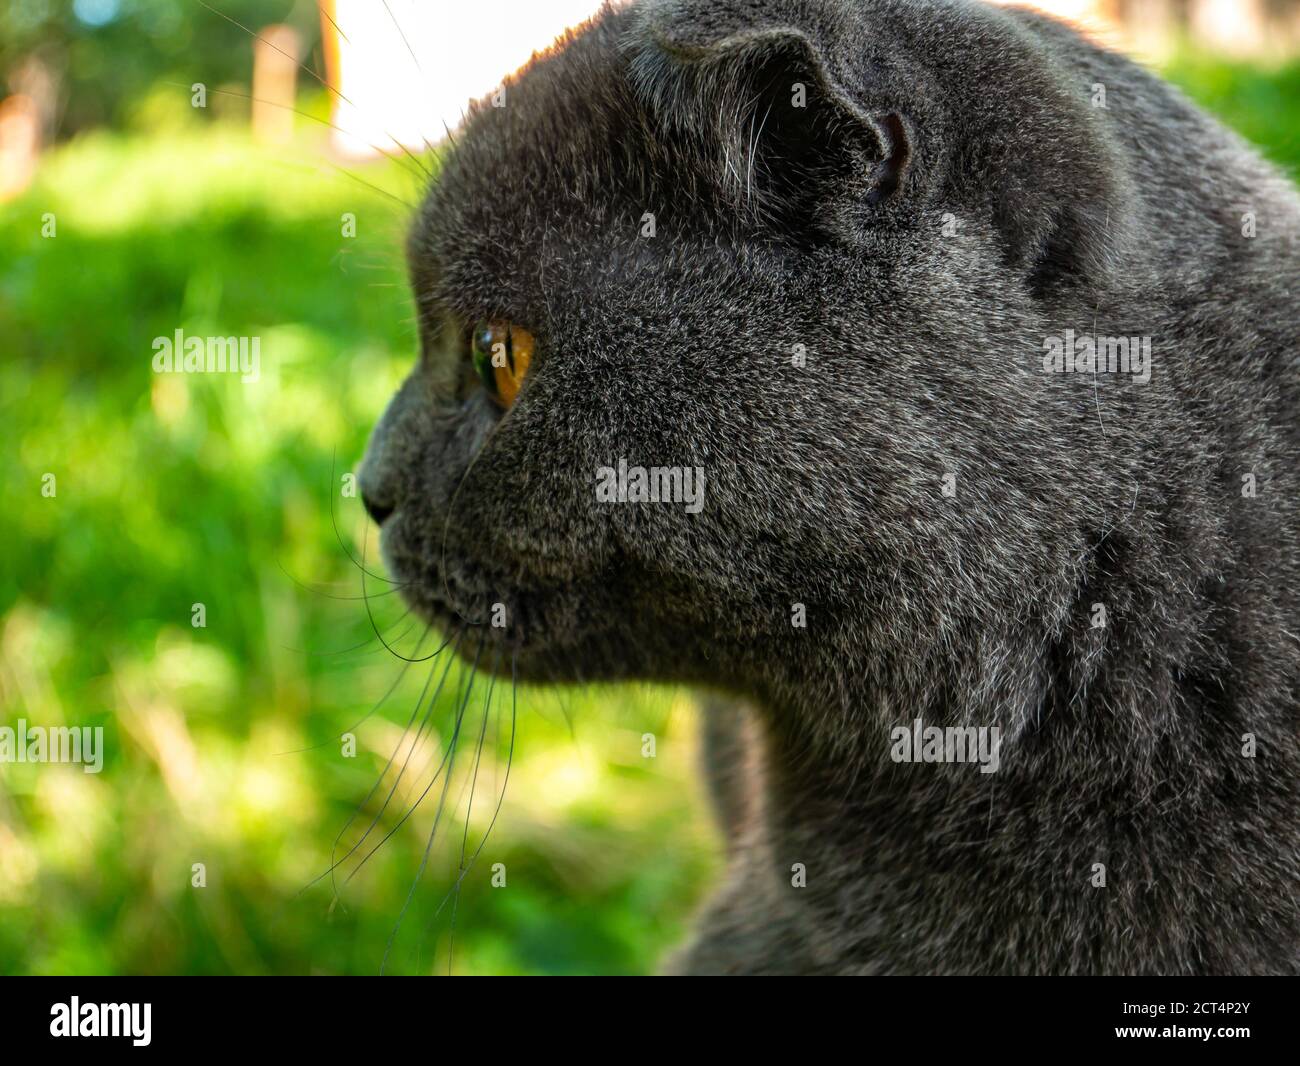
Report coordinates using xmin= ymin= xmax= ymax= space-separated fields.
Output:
xmin=1163 ymin=52 xmax=1300 ymax=174
xmin=1 ymin=53 xmax=1297 ymax=975
xmin=0 ymin=119 xmax=718 ymax=975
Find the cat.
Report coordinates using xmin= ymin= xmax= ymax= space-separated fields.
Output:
xmin=358 ymin=0 xmax=1300 ymax=974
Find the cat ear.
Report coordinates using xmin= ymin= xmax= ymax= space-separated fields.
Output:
xmin=624 ymin=0 xmax=917 ymax=232
xmin=626 ymin=0 xmax=1139 ymax=294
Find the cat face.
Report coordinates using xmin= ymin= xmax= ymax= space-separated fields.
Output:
xmin=359 ymin=0 xmax=1135 ymax=701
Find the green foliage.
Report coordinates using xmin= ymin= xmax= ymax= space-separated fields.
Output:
xmin=0 ymin=122 xmax=716 ymax=975
xmin=1164 ymin=52 xmax=1300 ymax=176
xmin=2 ymin=0 xmax=319 ymax=136
xmin=0 ymin=51 xmax=1296 ymax=976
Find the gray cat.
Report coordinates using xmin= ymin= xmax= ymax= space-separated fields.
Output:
xmin=359 ymin=0 xmax=1300 ymax=974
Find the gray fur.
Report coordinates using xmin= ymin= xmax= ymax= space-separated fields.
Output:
xmin=360 ymin=0 xmax=1300 ymax=974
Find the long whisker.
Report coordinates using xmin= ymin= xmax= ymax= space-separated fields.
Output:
xmin=379 ymin=641 xmax=494 ymax=973
xmin=328 ymin=0 xmax=441 ymax=176
xmin=257 ymin=153 xmax=416 ymax=210
xmin=378 ymin=0 xmax=446 ymax=160
xmin=197 ymin=0 xmax=427 ymax=176
xmin=281 ymin=610 xmax=414 ymax=659
xmin=159 ymin=81 xmax=428 ymax=184
xmin=311 ymin=619 xmax=421 ymax=659
xmin=276 ymin=558 xmax=405 ymax=602
xmin=317 ymin=0 xmax=350 ymax=46
xmin=329 ymin=448 xmax=400 ymax=584
xmin=330 ymin=632 xmax=463 ymax=890
xmin=443 ymin=657 xmax=494 ymax=972
xmin=351 ymin=638 xmax=485 ymax=892
xmin=360 ymin=514 xmax=457 ymax=663
xmin=328 ymin=163 xmax=418 ymax=210
xmin=382 ymin=0 xmax=424 ymax=76
xmin=428 ymin=648 xmax=517 ymax=972
xmin=276 ymin=626 xmax=430 ymax=758
xmin=297 ymin=629 xmax=459 ymax=900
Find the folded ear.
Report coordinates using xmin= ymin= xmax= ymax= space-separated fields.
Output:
xmin=624 ymin=0 xmax=1136 ymax=295
xmin=623 ymin=0 xmax=917 ymax=236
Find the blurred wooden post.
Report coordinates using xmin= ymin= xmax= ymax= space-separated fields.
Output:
xmin=1288 ymin=3 xmax=1300 ymax=54
xmin=319 ymin=0 xmax=342 ymax=98
xmin=1124 ymin=0 xmax=1177 ymax=60
xmin=252 ymin=24 xmax=300 ymax=144
xmin=0 ymin=95 xmax=39 ymax=202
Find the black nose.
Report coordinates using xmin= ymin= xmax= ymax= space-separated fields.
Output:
xmin=362 ymin=491 xmax=394 ymax=526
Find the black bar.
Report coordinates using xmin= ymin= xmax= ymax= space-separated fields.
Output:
xmin=0 ymin=976 xmax=1291 ymax=1052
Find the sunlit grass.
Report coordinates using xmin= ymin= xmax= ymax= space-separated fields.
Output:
xmin=1164 ymin=51 xmax=1300 ymax=176
xmin=0 ymin=118 xmax=717 ymax=975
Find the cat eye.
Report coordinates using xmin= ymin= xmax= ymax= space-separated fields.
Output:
xmin=470 ymin=321 xmax=533 ymax=408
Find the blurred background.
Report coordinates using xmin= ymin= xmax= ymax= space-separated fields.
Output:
xmin=1 ymin=0 xmax=1297 ymax=976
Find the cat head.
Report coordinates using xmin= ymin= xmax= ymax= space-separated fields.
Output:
xmin=359 ymin=0 xmax=1144 ymax=725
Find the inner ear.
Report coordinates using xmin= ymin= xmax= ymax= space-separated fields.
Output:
xmin=720 ymin=44 xmax=915 ymax=236
xmin=866 ymin=112 xmax=912 ymax=206
xmin=626 ymin=22 xmax=918 ymax=233
xmin=735 ymin=50 xmax=907 ymax=234
xmin=740 ymin=58 xmax=855 ymax=226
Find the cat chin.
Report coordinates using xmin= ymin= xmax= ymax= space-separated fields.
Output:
xmin=385 ymin=571 xmax=658 ymax=686
xmin=422 ymin=610 xmax=638 ymax=686
xmin=377 ymin=517 xmax=640 ymax=680
xmin=384 ymin=560 xmax=601 ymax=679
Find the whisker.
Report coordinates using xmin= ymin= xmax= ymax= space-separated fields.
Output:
xmin=256 ymin=153 xmax=415 ymax=209
xmin=380 ymin=640 xmax=493 ymax=973
xmin=281 ymin=610 xmax=414 ymax=659
xmin=296 ymin=629 xmax=460 ymax=900
xmin=428 ymin=649 xmax=517 ymax=973
xmin=328 ymin=163 xmax=417 ymax=210
xmin=382 ymin=0 xmax=424 ymax=77
xmin=332 ymin=632 xmax=465 ymax=890
xmin=360 ymin=516 xmax=457 ymax=664
xmin=276 ymin=626 xmax=430 ymax=757
xmin=317 ymin=1 xmax=350 ymax=46
xmin=329 ymin=448 xmax=400 ymax=584
xmin=444 ymin=659 xmax=494 ymax=972
xmin=276 ymin=558 xmax=406 ymax=602
xmin=159 ymin=80 xmax=428 ymax=185
xmin=352 ymin=638 xmax=485 ymax=891
xmin=197 ymin=0 xmax=427 ymax=175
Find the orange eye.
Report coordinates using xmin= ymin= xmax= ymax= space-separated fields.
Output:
xmin=470 ymin=321 xmax=533 ymax=408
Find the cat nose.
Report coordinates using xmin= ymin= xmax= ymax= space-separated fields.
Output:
xmin=362 ymin=490 xmax=394 ymax=526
